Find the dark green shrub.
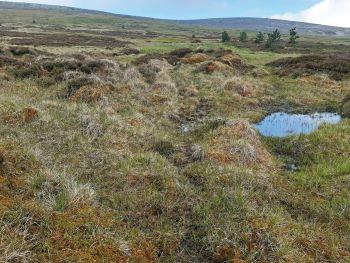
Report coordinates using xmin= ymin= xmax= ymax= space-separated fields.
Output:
xmin=65 ymin=76 xmax=94 ymax=98
xmin=239 ymin=32 xmax=248 ymax=42
xmin=255 ymin=32 xmax=264 ymax=43
xmin=153 ymin=140 xmax=175 ymax=157
xmin=169 ymin=48 xmax=193 ymax=58
xmin=11 ymin=64 xmax=41 ymax=79
xmin=9 ymin=46 xmax=35 ymax=56
xmin=289 ymin=27 xmax=300 ymax=45
xmin=266 ymin=29 xmax=281 ymax=48
xmin=221 ymin=31 xmax=231 ymax=43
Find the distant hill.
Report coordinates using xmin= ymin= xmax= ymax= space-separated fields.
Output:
xmin=173 ymin=18 xmax=350 ymax=36
xmin=0 ymin=1 xmax=349 ymax=36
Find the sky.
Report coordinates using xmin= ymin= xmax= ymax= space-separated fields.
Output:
xmin=7 ymin=0 xmax=350 ymax=27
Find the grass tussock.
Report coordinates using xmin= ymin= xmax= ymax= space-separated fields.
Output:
xmin=341 ymin=94 xmax=350 ymax=117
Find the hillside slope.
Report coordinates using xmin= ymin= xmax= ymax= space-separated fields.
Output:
xmin=174 ymin=17 xmax=350 ymax=36
xmin=0 ymin=1 xmax=349 ymax=36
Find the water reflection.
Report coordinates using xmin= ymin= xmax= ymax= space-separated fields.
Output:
xmin=255 ymin=112 xmax=341 ymax=137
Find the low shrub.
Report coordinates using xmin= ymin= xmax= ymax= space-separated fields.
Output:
xmin=10 ymin=64 xmax=42 ymax=79
xmin=121 ymin=47 xmax=140 ymax=55
xmin=341 ymin=94 xmax=350 ymax=117
xmin=152 ymin=140 xmax=175 ymax=157
xmin=169 ymin=48 xmax=193 ymax=58
xmin=8 ymin=46 xmax=36 ymax=56
xmin=267 ymin=54 xmax=350 ymax=80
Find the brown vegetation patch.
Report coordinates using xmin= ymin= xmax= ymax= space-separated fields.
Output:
xmin=0 ymin=55 xmax=25 ymax=68
xmin=0 ymin=142 xmax=37 ymax=182
xmin=8 ymin=46 xmax=37 ymax=56
xmin=120 ymin=47 xmax=140 ymax=55
xmin=179 ymin=85 xmax=199 ymax=97
xmin=197 ymin=61 xmax=233 ymax=74
xmin=182 ymin=53 xmax=210 ymax=64
xmin=152 ymin=140 xmax=175 ymax=157
xmin=218 ymin=53 xmax=253 ymax=72
xmin=267 ymin=54 xmax=350 ymax=80
xmin=178 ymin=97 xmax=215 ymax=122
xmin=3 ymin=107 xmax=39 ymax=126
xmin=191 ymin=39 xmax=202 ymax=43
xmin=64 ymin=28 xmax=177 ymax=39
xmin=169 ymin=48 xmax=193 ymax=58
xmin=213 ymin=243 xmax=241 ymax=262
xmin=20 ymin=107 xmax=39 ymax=124
xmin=224 ymin=78 xmax=254 ymax=97
xmin=0 ymin=71 xmax=11 ymax=81
xmin=70 ymin=85 xmax=112 ymax=103
xmin=135 ymin=53 xmax=180 ymax=66
xmin=10 ymin=33 xmax=130 ymax=47
xmin=138 ymin=58 xmax=173 ymax=84
xmin=233 ymin=37 xmax=350 ymax=56
xmin=205 ymin=48 xmax=233 ymax=58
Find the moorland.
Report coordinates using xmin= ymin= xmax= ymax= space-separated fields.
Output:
xmin=0 ymin=2 xmax=350 ymax=262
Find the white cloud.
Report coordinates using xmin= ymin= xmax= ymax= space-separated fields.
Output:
xmin=271 ymin=0 xmax=350 ymax=28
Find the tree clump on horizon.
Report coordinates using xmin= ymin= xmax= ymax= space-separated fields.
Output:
xmin=255 ymin=31 xmax=264 ymax=43
xmin=289 ymin=27 xmax=300 ymax=45
xmin=221 ymin=31 xmax=231 ymax=43
xmin=266 ymin=29 xmax=281 ymax=48
xmin=239 ymin=31 xmax=248 ymax=42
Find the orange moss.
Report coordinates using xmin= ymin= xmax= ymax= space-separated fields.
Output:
xmin=128 ymin=119 xmax=142 ymax=127
xmin=131 ymin=239 xmax=157 ymax=263
xmin=22 ymin=107 xmax=39 ymax=123
xmin=70 ymin=85 xmax=112 ymax=103
xmin=0 ymin=195 xmax=13 ymax=208
xmin=182 ymin=53 xmax=210 ymax=64
xmin=51 ymin=206 xmax=115 ymax=231
xmin=92 ymin=244 xmax=129 ymax=262
xmin=205 ymin=149 xmax=232 ymax=164
xmin=199 ymin=61 xmax=233 ymax=74
xmin=147 ymin=94 xmax=169 ymax=104
xmin=4 ymin=107 xmax=39 ymax=126
xmin=296 ymin=236 xmax=349 ymax=262
xmin=213 ymin=244 xmax=244 ymax=263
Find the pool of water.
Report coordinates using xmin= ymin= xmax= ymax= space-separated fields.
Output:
xmin=255 ymin=112 xmax=342 ymax=137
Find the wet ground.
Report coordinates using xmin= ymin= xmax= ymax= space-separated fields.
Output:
xmin=255 ymin=112 xmax=342 ymax=137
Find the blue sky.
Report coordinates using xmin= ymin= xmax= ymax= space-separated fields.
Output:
xmin=8 ymin=0 xmax=350 ymax=27
xmin=74 ymin=0 xmax=322 ymax=20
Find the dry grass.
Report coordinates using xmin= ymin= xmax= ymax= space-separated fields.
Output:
xmin=0 ymin=223 xmax=35 ymax=263
xmin=223 ymin=77 xmax=254 ymax=97
xmin=0 ymin=25 xmax=349 ymax=262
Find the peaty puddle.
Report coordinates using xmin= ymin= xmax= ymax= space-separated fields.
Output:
xmin=255 ymin=112 xmax=341 ymax=137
